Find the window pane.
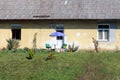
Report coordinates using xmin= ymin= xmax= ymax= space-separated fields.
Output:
xmin=98 ymin=30 xmax=103 ymax=40
xmin=12 ymin=29 xmax=21 ymax=40
xmin=56 ymin=30 xmax=64 ymax=40
xmin=57 ymin=36 xmax=63 ymax=40
xmin=104 ymin=30 xmax=109 ymax=40
xmin=12 ymin=29 xmax=16 ymax=39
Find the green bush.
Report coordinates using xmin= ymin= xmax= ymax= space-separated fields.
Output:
xmin=45 ymin=52 xmax=56 ymax=61
xmin=6 ymin=39 xmax=20 ymax=50
xmin=27 ymin=49 xmax=34 ymax=59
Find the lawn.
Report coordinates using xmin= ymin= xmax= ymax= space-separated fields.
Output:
xmin=0 ymin=50 xmax=120 ymax=80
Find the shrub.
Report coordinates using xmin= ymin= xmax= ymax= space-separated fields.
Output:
xmin=45 ymin=51 xmax=56 ymax=61
xmin=27 ymin=49 xmax=34 ymax=59
xmin=6 ymin=39 xmax=20 ymax=50
xmin=67 ymin=43 xmax=79 ymax=52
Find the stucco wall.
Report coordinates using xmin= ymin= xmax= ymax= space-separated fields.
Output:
xmin=0 ymin=20 xmax=120 ymax=50
xmin=115 ymin=22 xmax=120 ymax=50
xmin=0 ymin=21 xmax=55 ymax=49
xmin=63 ymin=20 xmax=97 ymax=49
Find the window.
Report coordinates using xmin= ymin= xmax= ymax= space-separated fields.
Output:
xmin=55 ymin=25 xmax=64 ymax=40
xmin=12 ymin=29 xmax=21 ymax=40
xmin=11 ymin=24 xmax=21 ymax=40
xmin=56 ymin=30 xmax=64 ymax=40
xmin=98 ymin=24 xmax=109 ymax=41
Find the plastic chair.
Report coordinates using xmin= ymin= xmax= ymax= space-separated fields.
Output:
xmin=61 ymin=44 xmax=67 ymax=52
xmin=62 ymin=44 xmax=67 ymax=49
xmin=45 ymin=43 xmax=51 ymax=49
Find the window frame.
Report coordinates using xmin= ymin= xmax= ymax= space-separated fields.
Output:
xmin=11 ymin=29 xmax=21 ymax=40
xmin=97 ymin=24 xmax=110 ymax=42
xmin=11 ymin=24 xmax=21 ymax=40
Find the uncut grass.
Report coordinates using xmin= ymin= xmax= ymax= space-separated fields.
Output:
xmin=78 ymin=51 xmax=120 ymax=80
xmin=0 ymin=51 xmax=120 ymax=80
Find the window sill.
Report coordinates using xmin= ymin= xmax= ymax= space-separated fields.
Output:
xmin=12 ymin=39 xmax=21 ymax=41
xmin=98 ymin=40 xmax=109 ymax=42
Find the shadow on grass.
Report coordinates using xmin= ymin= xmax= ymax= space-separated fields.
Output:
xmin=26 ymin=57 xmax=33 ymax=60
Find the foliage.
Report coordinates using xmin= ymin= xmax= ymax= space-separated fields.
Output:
xmin=27 ymin=49 xmax=34 ymax=59
xmin=45 ymin=52 xmax=56 ymax=61
xmin=92 ymin=37 xmax=99 ymax=53
xmin=6 ymin=39 xmax=20 ymax=50
xmin=67 ymin=43 xmax=79 ymax=52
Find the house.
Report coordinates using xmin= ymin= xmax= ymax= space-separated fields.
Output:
xmin=0 ymin=0 xmax=120 ymax=50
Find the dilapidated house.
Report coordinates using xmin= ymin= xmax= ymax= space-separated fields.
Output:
xmin=0 ymin=0 xmax=120 ymax=50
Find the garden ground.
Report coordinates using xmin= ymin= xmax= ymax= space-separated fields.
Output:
xmin=0 ymin=50 xmax=120 ymax=80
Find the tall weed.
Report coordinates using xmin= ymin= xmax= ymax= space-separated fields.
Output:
xmin=6 ymin=39 xmax=20 ymax=50
xmin=67 ymin=43 xmax=79 ymax=52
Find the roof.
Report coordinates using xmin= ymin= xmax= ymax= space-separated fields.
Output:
xmin=0 ymin=0 xmax=120 ymax=20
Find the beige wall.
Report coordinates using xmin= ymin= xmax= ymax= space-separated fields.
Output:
xmin=0 ymin=20 xmax=120 ymax=50
xmin=0 ymin=21 xmax=55 ymax=49
xmin=64 ymin=21 xmax=97 ymax=49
